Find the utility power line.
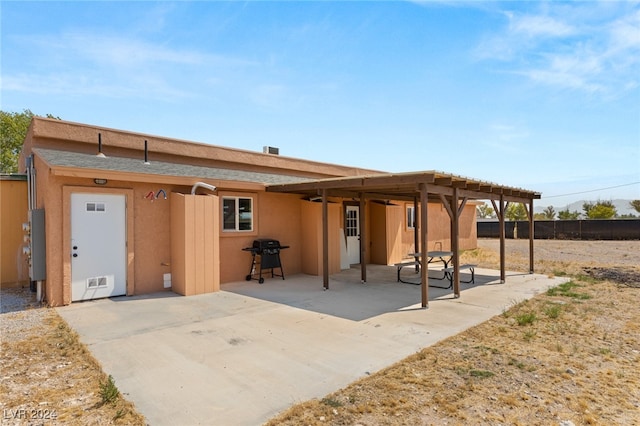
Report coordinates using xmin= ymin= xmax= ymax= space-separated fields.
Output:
xmin=542 ymin=181 xmax=640 ymax=199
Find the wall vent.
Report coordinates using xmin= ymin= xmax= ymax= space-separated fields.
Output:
xmin=263 ymin=146 xmax=279 ymax=155
xmin=87 ymin=276 xmax=108 ymax=288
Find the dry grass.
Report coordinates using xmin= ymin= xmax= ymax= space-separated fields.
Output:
xmin=266 ymin=242 xmax=640 ymax=426
xmin=0 ymin=308 xmax=145 ymax=425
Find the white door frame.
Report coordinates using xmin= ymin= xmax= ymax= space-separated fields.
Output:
xmin=345 ymin=204 xmax=360 ymax=265
xmin=62 ymin=186 xmax=135 ymax=304
xmin=71 ymin=192 xmax=127 ymax=301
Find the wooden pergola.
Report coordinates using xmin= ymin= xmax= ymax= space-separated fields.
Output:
xmin=267 ymin=171 xmax=541 ymax=308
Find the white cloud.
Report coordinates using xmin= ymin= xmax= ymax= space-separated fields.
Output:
xmin=508 ymin=13 xmax=576 ymax=38
xmin=3 ymin=31 xmax=258 ymax=101
xmin=608 ymin=9 xmax=640 ymax=52
xmin=476 ymin=4 xmax=640 ymax=97
xmin=2 ymin=72 xmax=193 ymax=101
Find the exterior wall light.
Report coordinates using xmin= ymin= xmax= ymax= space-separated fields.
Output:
xmin=94 ymin=179 xmax=108 ymax=185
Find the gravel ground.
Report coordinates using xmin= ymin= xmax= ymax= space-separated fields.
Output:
xmin=0 ymin=287 xmax=49 ymax=344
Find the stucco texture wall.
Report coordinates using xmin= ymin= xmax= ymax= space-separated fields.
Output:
xmin=219 ymin=191 xmax=304 ymax=284
xmin=37 ymin=164 xmax=187 ymax=305
xmin=0 ymin=178 xmax=29 ymax=287
xmin=371 ymin=201 xmax=478 ymax=265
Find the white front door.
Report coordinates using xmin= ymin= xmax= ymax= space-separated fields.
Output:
xmin=345 ymin=205 xmax=360 ymax=265
xmin=71 ymin=193 xmax=126 ymax=301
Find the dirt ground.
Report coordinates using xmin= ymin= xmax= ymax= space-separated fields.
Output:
xmin=266 ymin=239 xmax=640 ymax=426
xmin=1 ymin=239 xmax=639 ymax=425
xmin=477 ymin=238 xmax=640 ymax=268
xmin=0 ymin=290 xmax=146 ymax=425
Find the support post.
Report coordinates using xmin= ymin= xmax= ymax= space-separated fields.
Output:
xmin=359 ymin=195 xmax=366 ymax=283
xmin=322 ymin=189 xmax=329 ymax=290
xmin=413 ymin=196 xmax=419 ymax=272
xmin=419 ymin=183 xmax=429 ymax=308
xmin=450 ymin=189 xmax=462 ymax=298
xmin=491 ymin=196 xmax=507 ymax=283
xmin=528 ymin=198 xmax=535 ymax=274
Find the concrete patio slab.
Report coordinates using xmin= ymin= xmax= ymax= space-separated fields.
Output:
xmin=57 ymin=266 xmax=566 ymax=426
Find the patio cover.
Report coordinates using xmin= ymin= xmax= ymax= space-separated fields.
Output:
xmin=267 ymin=170 xmax=541 ymax=308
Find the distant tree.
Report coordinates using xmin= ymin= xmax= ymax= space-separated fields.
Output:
xmin=476 ymin=202 xmax=495 ymax=219
xmin=630 ymin=200 xmax=640 ymax=214
xmin=541 ymin=205 xmax=556 ymax=220
xmin=0 ymin=109 xmax=60 ymax=173
xmin=557 ymin=208 xmax=580 ymax=220
xmin=583 ymin=200 xmax=617 ymax=219
xmin=505 ymin=203 xmax=528 ymax=221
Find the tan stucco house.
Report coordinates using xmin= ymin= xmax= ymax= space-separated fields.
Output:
xmin=15 ymin=117 xmax=539 ymax=307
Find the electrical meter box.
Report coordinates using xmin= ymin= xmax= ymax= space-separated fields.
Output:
xmin=28 ymin=209 xmax=46 ymax=281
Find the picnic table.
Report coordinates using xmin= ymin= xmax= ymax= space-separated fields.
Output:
xmin=395 ymin=251 xmax=476 ymax=289
xmin=395 ymin=251 xmax=453 ymax=283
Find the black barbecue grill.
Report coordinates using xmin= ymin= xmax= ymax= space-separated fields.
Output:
xmin=242 ymin=239 xmax=289 ymax=284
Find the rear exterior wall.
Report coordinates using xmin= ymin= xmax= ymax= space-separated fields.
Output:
xmin=0 ymin=178 xmax=29 ymax=287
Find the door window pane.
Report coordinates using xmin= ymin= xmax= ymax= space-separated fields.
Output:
xmin=407 ymin=206 xmax=415 ymax=229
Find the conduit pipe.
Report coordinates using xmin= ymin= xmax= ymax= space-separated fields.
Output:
xmin=191 ymin=182 xmax=217 ymax=195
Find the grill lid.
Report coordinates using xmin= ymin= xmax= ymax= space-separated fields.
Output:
xmin=252 ymin=239 xmax=281 ymax=250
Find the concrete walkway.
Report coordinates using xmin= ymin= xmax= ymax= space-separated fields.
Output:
xmin=58 ymin=266 xmax=566 ymax=425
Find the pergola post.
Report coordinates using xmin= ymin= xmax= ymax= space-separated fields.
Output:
xmin=322 ymin=189 xmax=329 ymax=290
xmin=413 ymin=196 xmax=419 ymax=272
xmin=527 ymin=198 xmax=535 ymax=274
xmin=441 ymin=191 xmax=467 ymax=298
xmin=450 ymin=189 xmax=460 ymax=297
xmin=359 ymin=194 xmax=366 ymax=283
xmin=419 ymin=183 xmax=429 ymax=308
xmin=492 ymin=196 xmax=507 ymax=283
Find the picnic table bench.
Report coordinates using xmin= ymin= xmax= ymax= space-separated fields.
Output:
xmin=394 ymin=260 xmax=421 ymax=284
xmin=439 ymin=263 xmax=476 ymax=289
xmin=394 ymin=251 xmax=453 ymax=285
xmin=395 ymin=252 xmax=476 ymax=289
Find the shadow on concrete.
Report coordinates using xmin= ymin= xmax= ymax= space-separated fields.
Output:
xmin=109 ymin=291 xmax=181 ymax=302
xmin=223 ymin=264 xmax=501 ymax=322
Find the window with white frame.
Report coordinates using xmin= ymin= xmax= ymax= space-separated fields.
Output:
xmin=407 ymin=205 xmax=416 ymax=229
xmin=222 ymin=196 xmax=253 ymax=231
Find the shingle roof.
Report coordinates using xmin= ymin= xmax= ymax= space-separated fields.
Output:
xmin=33 ymin=148 xmax=313 ymax=185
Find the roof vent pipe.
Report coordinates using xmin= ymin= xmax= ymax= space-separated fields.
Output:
xmin=96 ymin=133 xmax=106 ymax=158
xmin=191 ymin=182 xmax=217 ymax=195
xmin=143 ymin=140 xmax=150 ymax=165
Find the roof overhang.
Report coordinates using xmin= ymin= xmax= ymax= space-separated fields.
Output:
xmin=32 ymin=148 xmax=314 ymax=191
xmin=266 ymin=170 xmax=541 ymax=203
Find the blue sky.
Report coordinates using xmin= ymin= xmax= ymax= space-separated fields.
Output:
xmin=2 ymin=1 xmax=639 ymax=208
